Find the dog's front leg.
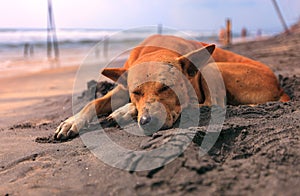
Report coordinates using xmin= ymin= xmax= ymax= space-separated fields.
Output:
xmin=106 ymin=103 xmax=137 ymax=125
xmin=54 ymin=85 xmax=128 ymax=140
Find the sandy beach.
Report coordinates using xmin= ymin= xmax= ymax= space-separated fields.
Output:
xmin=0 ymin=26 xmax=299 ymax=195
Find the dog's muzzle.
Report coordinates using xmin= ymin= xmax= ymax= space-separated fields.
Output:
xmin=139 ymin=114 xmax=153 ymax=126
xmin=138 ymin=101 xmax=169 ymax=135
xmin=139 ymin=113 xmax=163 ymax=136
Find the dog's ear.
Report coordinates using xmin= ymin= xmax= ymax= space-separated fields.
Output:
xmin=102 ymin=68 xmax=128 ymax=87
xmin=177 ymin=44 xmax=215 ymax=77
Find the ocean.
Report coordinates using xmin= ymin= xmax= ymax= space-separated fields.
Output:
xmin=0 ymin=27 xmax=280 ymax=77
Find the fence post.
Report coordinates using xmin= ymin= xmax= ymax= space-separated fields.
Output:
xmin=157 ymin=24 xmax=163 ymax=34
xmin=225 ymin=18 xmax=232 ymax=46
xmin=47 ymin=0 xmax=60 ymax=66
xmin=271 ymin=0 xmax=290 ymax=34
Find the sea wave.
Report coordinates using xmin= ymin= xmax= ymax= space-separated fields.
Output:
xmin=0 ymin=28 xmax=221 ymax=46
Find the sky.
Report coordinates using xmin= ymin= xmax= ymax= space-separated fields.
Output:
xmin=0 ymin=0 xmax=299 ymax=32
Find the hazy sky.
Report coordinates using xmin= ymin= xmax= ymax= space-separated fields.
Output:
xmin=0 ymin=0 xmax=299 ymax=32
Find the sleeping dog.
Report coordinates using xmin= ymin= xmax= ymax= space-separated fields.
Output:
xmin=55 ymin=35 xmax=289 ymax=140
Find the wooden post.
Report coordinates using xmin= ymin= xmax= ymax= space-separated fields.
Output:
xmin=47 ymin=0 xmax=60 ymax=64
xmin=24 ymin=43 xmax=29 ymax=58
xmin=30 ymin=45 xmax=34 ymax=57
xmin=225 ymin=18 xmax=232 ymax=46
xmin=157 ymin=24 xmax=163 ymax=35
xmin=47 ymin=14 xmax=52 ymax=59
xmin=271 ymin=0 xmax=290 ymax=34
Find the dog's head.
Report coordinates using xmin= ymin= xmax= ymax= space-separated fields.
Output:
xmin=102 ymin=44 xmax=215 ymax=135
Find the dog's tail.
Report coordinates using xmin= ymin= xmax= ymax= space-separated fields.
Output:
xmin=279 ymin=88 xmax=290 ymax=102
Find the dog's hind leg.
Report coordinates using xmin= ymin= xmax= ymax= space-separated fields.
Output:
xmin=54 ymin=85 xmax=128 ymax=140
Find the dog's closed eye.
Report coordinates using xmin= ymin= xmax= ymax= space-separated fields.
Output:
xmin=132 ymin=90 xmax=143 ymax=96
xmin=158 ymin=85 xmax=170 ymax=93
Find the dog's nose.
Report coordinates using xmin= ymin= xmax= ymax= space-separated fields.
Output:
xmin=139 ymin=114 xmax=161 ymax=136
xmin=139 ymin=115 xmax=152 ymax=125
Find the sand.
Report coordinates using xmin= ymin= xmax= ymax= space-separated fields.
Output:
xmin=0 ymin=29 xmax=299 ymax=195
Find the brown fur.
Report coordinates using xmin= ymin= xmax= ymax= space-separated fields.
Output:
xmin=55 ymin=35 xmax=289 ymax=139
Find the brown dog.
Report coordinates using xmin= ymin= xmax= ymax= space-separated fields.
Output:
xmin=55 ymin=35 xmax=289 ymax=139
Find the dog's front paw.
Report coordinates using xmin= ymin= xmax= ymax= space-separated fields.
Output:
xmin=107 ymin=103 xmax=137 ymax=125
xmin=54 ymin=115 xmax=85 ymax=140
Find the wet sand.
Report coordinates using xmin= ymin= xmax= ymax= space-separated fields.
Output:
xmin=0 ymin=29 xmax=299 ymax=195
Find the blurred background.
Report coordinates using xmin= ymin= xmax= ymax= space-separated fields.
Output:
xmin=0 ymin=0 xmax=299 ymax=77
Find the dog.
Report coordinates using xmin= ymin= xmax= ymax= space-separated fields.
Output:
xmin=54 ymin=35 xmax=290 ymax=140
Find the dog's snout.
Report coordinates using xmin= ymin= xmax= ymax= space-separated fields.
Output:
xmin=139 ymin=114 xmax=161 ymax=136
xmin=139 ymin=114 xmax=152 ymax=125
xmin=138 ymin=101 xmax=168 ymax=135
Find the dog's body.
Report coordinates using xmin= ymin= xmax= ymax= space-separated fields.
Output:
xmin=55 ymin=35 xmax=289 ymax=139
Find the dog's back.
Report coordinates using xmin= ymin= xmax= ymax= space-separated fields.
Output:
xmin=124 ymin=35 xmax=202 ymax=68
xmin=125 ymin=35 xmax=266 ymax=67
xmin=124 ymin=35 xmax=289 ymax=104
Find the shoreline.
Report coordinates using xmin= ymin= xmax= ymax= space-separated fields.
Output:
xmin=0 ymin=65 xmax=78 ymax=128
xmin=0 ymin=55 xmax=83 ymax=79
